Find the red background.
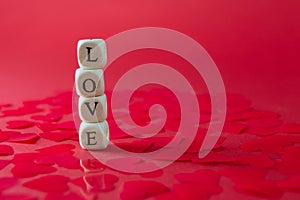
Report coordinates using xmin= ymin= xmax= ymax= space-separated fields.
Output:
xmin=0 ymin=1 xmax=300 ymax=199
xmin=0 ymin=0 xmax=299 ymax=122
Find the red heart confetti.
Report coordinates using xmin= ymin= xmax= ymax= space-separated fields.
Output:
xmin=192 ymin=151 xmax=237 ymax=164
xmin=169 ymin=169 xmax=222 ymax=199
xmin=277 ymin=175 xmax=300 ymax=190
xmin=223 ymin=122 xmax=248 ymax=134
xmin=0 ymin=194 xmax=36 ymax=200
xmin=0 ymin=103 xmax=12 ymax=109
xmin=279 ymin=123 xmax=300 ymax=134
xmin=235 ymin=179 xmax=282 ymax=197
xmin=172 ymin=183 xmax=220 ymax=200
xmin=221 ymin=167 xmax=283 ymax=197
xmin=0 ymin=130 xmax=21 ymax=138
xmin=12 ymin=153 xmax=41 ymax=164
xmin=277 ymin=146 xmax=300 ymax=174
xmin=0 ymin=177 xmax=18 ymax=191
xmin=236 ymin=154 xmax=275 ymax=168
xmin=0 ymin=159 xmax=10 ymax=170
xmin=226 ymin=110 xmax=280 ymax=122
xmin=140 ymin=169 xmax=164 ymax=178
xmin=11 ymin=163 xmax=57 ymax=178
xmin=23 ymin=175 xmax=70 ymax=193
xmin=0 ymin=144 xmax=14 ymax=156
xmin=109 ymin=124 xmax=130 ymax=139
xmin=35 ymin=122 xmax=57 ymax=132
xmin=120 ymin=180 xmax=169 ymax=200
xmin=174 ymin=169 xmax=221 ymax=190
xmin=45 ymin=192 xmax=86 ymax=200
xmin=0 ymin=90 xmax=300 ymax=199
xmin=39 ymin=130 xmax=77 ymax=142
xmin=1 ymin=106 xmax=43 ymax=117
xmin=49 ymin=106 xmax=73 ymax=115
xmin=35 ymin=121 xmax=76 ymax=132
xmin=0 ymin=133 xmax=9 ymax=142
xmin=245 ymin=118 xmax=283 ymax=129
xmin=31 ymin=112 xmax=63 ymax=122
xmin=241 ymin=135 xmax=300 ymax=153
xmin=55 ymin=121 xmax=76 ymax=130
xmin=221 ymin=167 xmax=267 ymax=181
xmin=113 ymin=139 xmax=153 ymax=153
xmin=6 ymin=120 xmax=35 ymax=129
xmin=35 ymin=144 xmax=75 ymax=154
xmin=6 ymin=133 xmax=39 ymax=144
xmin=34 ymin=152 xmax=80 ymax=169
xmin=245 ymin=127 xmax=279 ymax=136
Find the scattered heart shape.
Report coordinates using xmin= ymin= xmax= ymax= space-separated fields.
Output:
xmin=0 ymin=160 xmax=10 ymax=170
xmin=23 ymin=175 xmax=70 ymax=193
xmin=120 ymin=180 xmax=169 ymax=200
xmin=7 ymin=133 xmax=39 ymax=144
xmin=236 ymin=154 xmax=275 ymax=168
xmin=277 ymin=175 xmax=300 ymax=190
xmin=6 ymin=120 xmax=35 ymax=129
xmin=35 ymin=144 xmax=75 ymax=154
xmin=34 ymin=152 xmax=80 ymax=169
xmin=0 ymin=177 xmax=18 ymax=191
xmin=31 ymin=113 xmax=63 ymax=122
xmin=0 ymin=145 xmax=14 ymax=156
xmin=84 ymin=174 xmax=119 ymax=192
xmin=11 ymin=163 xmax=57 ymax=178
xmin=0 ymin=90 xmax=299 ymax=199
xmin=39 ymin=131 xmax=77 ymax=142
xmin=45 ymin=192 xmax=86 ymax=200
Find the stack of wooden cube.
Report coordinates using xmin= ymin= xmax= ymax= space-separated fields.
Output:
xmin=75 ymin=39 xmax=109 ymax=150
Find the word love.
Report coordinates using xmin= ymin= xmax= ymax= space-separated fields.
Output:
xmin=75 ymin=39 xmax=109 ymax=150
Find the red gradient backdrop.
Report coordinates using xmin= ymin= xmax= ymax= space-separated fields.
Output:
xmin=0 ymin=0 xmax=299 ymax=122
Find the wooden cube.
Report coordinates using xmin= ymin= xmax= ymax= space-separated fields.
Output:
xmin=79 ymin=95 xmax=107 ymax=123
xmin=79 ymin=121 xmax=109 ymax=150
xmin=77 ymin=39 xmax=107 ymax=69
xmin=75 ymin=68 xmax=104 ymax=97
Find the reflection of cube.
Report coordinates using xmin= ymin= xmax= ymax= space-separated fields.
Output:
xmin=79 ymin=95 xmax=107 ymax=123
xmin=80 ymin=159 xmax=105 ymax=173
xmin=77 ymin=39 xmax=107 ymax=69
xmin=79 ymin=121 xmax=109 ymax=150
xmin=75 ymin=68 xmax=104 ymax=97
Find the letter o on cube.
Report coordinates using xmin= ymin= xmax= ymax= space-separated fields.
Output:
xmin=75 ymin=68 xmax=105 ymax=97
